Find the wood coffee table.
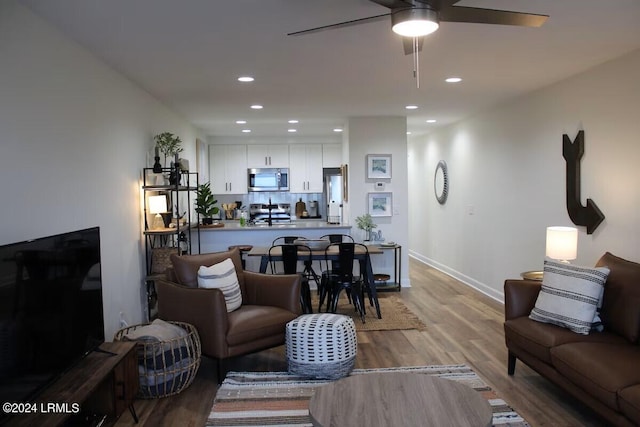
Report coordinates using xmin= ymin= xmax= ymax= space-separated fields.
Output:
xmin=309 ymin=372 xmax=492 ymax=427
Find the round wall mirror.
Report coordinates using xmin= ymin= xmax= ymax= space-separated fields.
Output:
xmin=434 ymin=160 xmax=449 ymax=204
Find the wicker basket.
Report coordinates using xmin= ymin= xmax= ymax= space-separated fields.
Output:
xmin=114 ymin=321 xmax=201 ymax=398
xmin=286 ymin=313 xmax=357 ymax=380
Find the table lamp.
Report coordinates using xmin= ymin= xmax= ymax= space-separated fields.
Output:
xmin=546 ymin=226 xmax=578 ymax=263
xmin=148 ymin=195 xmax=168 ymax=230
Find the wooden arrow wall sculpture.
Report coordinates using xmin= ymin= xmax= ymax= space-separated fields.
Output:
xmin=563 ymin=130 xmax=605 ymax=234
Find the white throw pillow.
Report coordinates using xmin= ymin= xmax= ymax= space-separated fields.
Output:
xmin=197 ymin=258 xmax=242 ymax=312
xmin=529 ymin=258 xmax=609 ymax=335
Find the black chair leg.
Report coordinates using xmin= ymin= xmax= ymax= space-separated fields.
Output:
xmin=351 ymin=282 xmax=366 ymax=323
xmin=301 ymin=279 xmax=312 ymax=313
xmin=508 ymin=351 xmax=517 ymax=375
xmin=319 ymin=275 xmax=331 ymax=312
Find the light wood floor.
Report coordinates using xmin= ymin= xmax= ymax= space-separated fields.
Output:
xmin=115 ymin=259 xmax=607 ymax=427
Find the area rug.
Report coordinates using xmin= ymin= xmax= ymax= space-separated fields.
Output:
xmin=207 ymin=365 xmax=529 ymax=426
xmin=311 ymin=294 xmax=427 ymax=332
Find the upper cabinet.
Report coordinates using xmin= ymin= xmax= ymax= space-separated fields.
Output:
xmin=289 ymin=145 xmax=323 ymax=193
xmin=322 ymin=144 xmax=342 ymax=168
xmin=247 ymin=144 xmax=289 ymax=168
xmin=209 ymin=144 xmax=248 ymax=195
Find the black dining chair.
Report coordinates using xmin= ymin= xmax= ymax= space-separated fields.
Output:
xmin=320 ymin=242 xmax=367 ymax=322
xmin=272 ymin=236 xmax=321 ymax=289
xmin=268 ymin=244 xmax=313 ymax=314
xmin=320 ymin=234 xmax=355 ymax=244
xmin=317 ymin=234 xmax=355 ymax=302
xmin=272 ymin=236 xmax=303 ymax=245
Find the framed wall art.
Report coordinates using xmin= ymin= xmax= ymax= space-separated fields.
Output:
xmin=368 ymin=192 xmax=392 ymax=217
xmin=366 ymin=154 xmax=392 ymax=179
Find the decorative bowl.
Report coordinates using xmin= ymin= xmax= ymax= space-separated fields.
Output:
xmin=294 ymin=238 xmax=330 ymax=251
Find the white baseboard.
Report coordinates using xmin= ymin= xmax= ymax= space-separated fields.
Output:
xmin=408 ymin=250 xmax=504 ymax=304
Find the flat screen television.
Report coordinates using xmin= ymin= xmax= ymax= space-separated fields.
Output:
xmin=0 ymin=227 xmax=104 ymax=411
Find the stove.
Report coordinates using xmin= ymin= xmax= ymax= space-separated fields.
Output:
xmin=249 ymin=203 xmax=291 ymax=223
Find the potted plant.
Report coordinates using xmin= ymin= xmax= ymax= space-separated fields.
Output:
xmin=153 ymin=132 xmax=183 ymax=167
xmin=355 ymin=213 xmax=377 ymax=242
xmin=195 ymin=182 xmax=219 ymax=225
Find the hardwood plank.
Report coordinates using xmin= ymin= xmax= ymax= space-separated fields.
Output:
xmin=114 ymin=259 xmax=607 ymax=427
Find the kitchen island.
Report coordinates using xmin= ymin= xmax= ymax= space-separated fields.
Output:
xmin=195 ymin=220 xmax=352 ymax=272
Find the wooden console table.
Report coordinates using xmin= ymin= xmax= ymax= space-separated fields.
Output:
xmin=8 ymin=341 xmax=139 ymax=427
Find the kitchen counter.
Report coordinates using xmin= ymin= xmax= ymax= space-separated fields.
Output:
xmin=199 ymin=221 xmax=350 ymax=231
xmin=195 ymin=221 xmax=352 ymax=269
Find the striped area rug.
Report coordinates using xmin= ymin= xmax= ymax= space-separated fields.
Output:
xmin=207 ymin=365 xmax=529 ymax=426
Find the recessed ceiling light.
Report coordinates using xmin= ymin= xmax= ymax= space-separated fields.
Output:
xmin=405 ymin=105 xmax=418 ymax=110
xmin=426 ymin=119 xmax=437 ymax=123
xmin=406 ymin=131 xmax=412 ymax=135
xmin=238 ymin=76 xmax=254 ymax=82
xmin=288 ymin=129 xmax=297 ymax=133
xmin=288 ymin=119 xmax=299 ymax=124
xmin=241 ymin=129 xmax=251 ymax=133
xmin=250 ymin=104 xmax=263 ymax=109
xmin=445 ymin=77 xmax=462 ymax=83
xmin=236 ymin=120 xmax=247 ymax=124
xmin=333 ymin=128 xmax=343 ymax=133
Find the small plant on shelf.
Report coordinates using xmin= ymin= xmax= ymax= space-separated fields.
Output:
xmin=195 ymin=182 xmax=219 ymax=225
xmin=355 ymin=213 xmax=377 ymax=241
xmin=153 ymin=132 xmax=183 ymax=167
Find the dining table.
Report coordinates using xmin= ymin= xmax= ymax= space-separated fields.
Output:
xmin=247 ymin=244 xmax=383 ymax=319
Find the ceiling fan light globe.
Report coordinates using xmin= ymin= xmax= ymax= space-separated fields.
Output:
xmin=391 ymin=8 xmax=439 ymax=37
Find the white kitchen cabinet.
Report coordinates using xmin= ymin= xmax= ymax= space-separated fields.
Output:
xmin=247 ymin=144 xmax=289 ymax=168
xmin=209 ymin=144 xmax=247 ymax=194
xmin=322 ymin=144 xmax=342 ymax=168
xmin=289 ymin=144 xmax=323 ymax=193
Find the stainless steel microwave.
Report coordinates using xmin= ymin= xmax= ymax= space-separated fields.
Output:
xmin=248 ymin=168 xmax=289 ymax=192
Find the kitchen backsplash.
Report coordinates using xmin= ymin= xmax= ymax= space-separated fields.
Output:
xmin=215 ymin=192 xmax=326 ymax=219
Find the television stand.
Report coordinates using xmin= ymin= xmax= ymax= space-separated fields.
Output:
xmin=8 ymin=341 xmax=139 ymax=427
xmin=92 ymin=347 xmax=118 ymax=357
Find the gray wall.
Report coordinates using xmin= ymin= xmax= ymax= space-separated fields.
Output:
xmin=0 ymin=1 xmax=203 ymax=337
xmin=408 ymin=48 xmax=640 ymax=301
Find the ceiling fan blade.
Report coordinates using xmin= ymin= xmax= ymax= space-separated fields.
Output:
xmin=440 ymin=6 xmax=548 ymax=27
xmin=431 ymin=0 xmax=461 ymax=8
xmin=288 ymin=13 xmax=390 ymax=36
xmin=402 ymin=36 xmax=424 ymax=55
xmin=369 ymin=0 xmax=415 ymax=8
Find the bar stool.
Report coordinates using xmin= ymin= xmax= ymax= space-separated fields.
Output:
xmin=228 ymin=245 xmax=253 ymax=269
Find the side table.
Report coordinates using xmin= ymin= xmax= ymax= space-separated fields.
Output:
xmin=376 ymin=244 xmax=402 ymax=292
xmin=521 ymin=270 xmax=543 ymax=281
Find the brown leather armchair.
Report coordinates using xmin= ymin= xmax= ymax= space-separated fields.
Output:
xmin=154 ymin=247 xmax=302 ymax=381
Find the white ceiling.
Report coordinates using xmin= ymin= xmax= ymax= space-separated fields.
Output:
xmin=19 ymin=0 xmax=640 ymax=139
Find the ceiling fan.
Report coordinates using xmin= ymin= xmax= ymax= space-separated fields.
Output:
xmin=288 ymin=0 xmax=549 ymax=55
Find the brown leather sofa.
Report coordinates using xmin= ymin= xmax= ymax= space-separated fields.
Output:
xmin=504 ymin=252 xmax=640 ymax=426
xmin=154 ymin=247 xmax=302 ymax=380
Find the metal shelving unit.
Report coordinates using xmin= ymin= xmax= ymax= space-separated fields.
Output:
xmin=142 ymin=165 xmax=200 ymax=317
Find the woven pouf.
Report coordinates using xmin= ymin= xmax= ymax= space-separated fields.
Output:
xmin=286 ymin=313 xmax=357 ymax=380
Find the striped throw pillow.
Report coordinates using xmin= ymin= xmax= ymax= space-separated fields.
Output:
xmin=529 ymin=258 xmax=609 ymax=335
xmin=197 ymin=258 xmax=242 ymax=312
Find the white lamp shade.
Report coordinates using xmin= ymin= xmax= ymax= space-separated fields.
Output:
xmin=148 ymin=195 xmax=168 ymax=215
xmin=546 ymin=226 xmax=578 ymax=261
